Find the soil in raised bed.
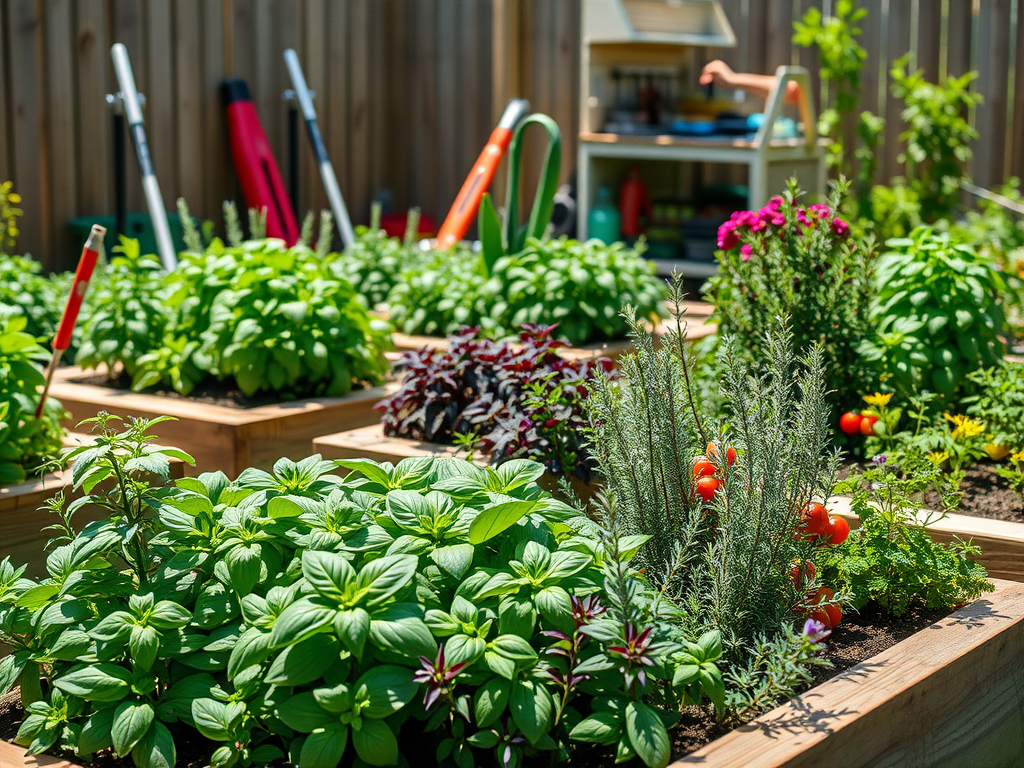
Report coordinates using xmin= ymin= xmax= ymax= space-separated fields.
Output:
xmin=69 ymin=369 xmax=385 ymax=411
xmin=923 ymin=461 xmax=1024 ymax=522
xmin=0 ymin=603 xmax=950 ymax=768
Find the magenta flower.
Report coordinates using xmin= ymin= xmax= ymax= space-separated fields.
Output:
xmin=740 ymin=243 xmax=753 ymax=261
xmin=831 ymin=218 xmax=850 ymax=237
xmin=768 ymin=196 xmax=784 ymax=211
xmin=809 ymin=203 xmax=831 ymax=218
xmin=717 ymin=221 xmax=739 ymax=250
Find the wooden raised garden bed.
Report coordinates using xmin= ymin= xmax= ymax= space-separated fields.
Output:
xmin=0 ymin=579 xmax=1021 ymax=768
xmin=49 ymin=367 xmax=390 ymax=477
xmin=311 ymin=424 xmax=596 ymax=502
xmin=0 ymin=435 xmax=185 ymax=578
xmin=391 ymin=302 xmax=717 ymax=362
xmin=829 ymin=497 xmax=1024 ymax=583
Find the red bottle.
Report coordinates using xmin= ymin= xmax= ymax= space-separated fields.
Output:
xmin=619 ymin=166 xmax=651 ymax=238
xmin=222 ymin=78 xmax=299 ymax=244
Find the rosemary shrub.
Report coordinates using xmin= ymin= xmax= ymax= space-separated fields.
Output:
xmin=586 ymin=277 xmax=837 ymax=647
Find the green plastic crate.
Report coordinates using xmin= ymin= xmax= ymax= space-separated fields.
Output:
xmin=68 ymin=213 xmax=186 ymax=258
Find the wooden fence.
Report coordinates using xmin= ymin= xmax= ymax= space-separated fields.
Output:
xmin=1 ymin=0 xmax=1022 ymax=270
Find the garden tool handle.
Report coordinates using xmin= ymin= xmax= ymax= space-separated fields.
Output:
xmin=55 ymin=225 xmax=105 ymax=351
xmin=36 ymin=225 xmax=106 ymax=419
xmin=436 ymin=99 xmax=530 ymax=248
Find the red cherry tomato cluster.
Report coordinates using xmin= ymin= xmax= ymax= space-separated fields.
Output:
xmin=796 ymin=502 xmax=850 ymax=546
xmin=839 ymin=410 xmax=883 ymax=437
xmin=692 ymin=443 xmax=737 ymax=503
xmin=809 ymin=587 xmax=842 ymax=630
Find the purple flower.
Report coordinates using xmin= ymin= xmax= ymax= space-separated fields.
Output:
xmin=740 ymin=243 xmax=753 ymax=261
xmin=831 ymin=218 xmax=850 ymax=237
xmin=803 ymin=618 xmax=831 ymax=644
xmin=412 ymin=645 xmax=467 ymax=710
xmin=872 ymin=454 xmax=887 ymax=465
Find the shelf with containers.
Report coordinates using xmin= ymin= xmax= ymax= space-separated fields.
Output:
xmin=577 ymin=0 xmax=828 ymax=278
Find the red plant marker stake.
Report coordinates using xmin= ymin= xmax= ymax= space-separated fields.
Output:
xmin=35 ymin=224 xmax=107 ymax=420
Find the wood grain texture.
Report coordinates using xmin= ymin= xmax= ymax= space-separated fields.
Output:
xmin=674 ymin=578 xmax=1024 ymax=767
xmin=390 ymin=314 xmax=716 ymax=362
xmin=311 ymin=423 xmax=595 ymax=502
xmin=829 ymin=496 xmax=1024 ymax=583
xmin=6 ymin=1 xmax=1024 ymax=259
xmin=48 ymin=367 xmax=390 ymax=478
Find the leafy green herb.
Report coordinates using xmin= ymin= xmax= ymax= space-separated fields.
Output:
xmin=1 ymin=416 xmax=724 ymax=768
xmin=0 ymin=305 xmax=66 ymax=485
xmin=388 ymin=237 xmax=665 ymax=346
xmin=858 ymin=227 xmax=1006 ymax=401
xmin=819 ymin=461 xmax=992 ymax=616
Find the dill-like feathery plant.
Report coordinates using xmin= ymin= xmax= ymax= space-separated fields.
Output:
xmin=586 ymin=275 xmax=837 ymax=647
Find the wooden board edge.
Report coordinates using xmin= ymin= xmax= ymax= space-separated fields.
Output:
xmin=0 ymin=739 xmax=74 ymax=768
xmin=675 ymin=578 xmax=1024 ymax=766
xmin=828 ymin=496 xmax=1024 ymax=582
xmin=312 ymin=424 xmax=461 ymax=464
xmin=51 ymin=367 xmax=392 ymax=427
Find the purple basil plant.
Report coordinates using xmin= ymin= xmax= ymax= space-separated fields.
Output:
xmin=377 ymin=324 xmax=614 ymax=482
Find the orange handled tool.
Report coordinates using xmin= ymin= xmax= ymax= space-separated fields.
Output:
xmin=35 ymin=224 xmax=107 ymax=420
xmin=435 ymin=98 xmax=530 ymax=249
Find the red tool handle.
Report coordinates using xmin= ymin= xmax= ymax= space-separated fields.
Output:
xmin=55 ymin=225 xmax=106 ymax=351
xmin=222 ymin=78 xmax=300 ymax=245
xmin=436 ymin=99 xmax=530 ymax=249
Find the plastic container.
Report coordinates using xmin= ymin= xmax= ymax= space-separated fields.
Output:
xmin=588 ymin=186 xmax=622 ymax=244
xmin=68 ymin=213 xmax=186 ymax=258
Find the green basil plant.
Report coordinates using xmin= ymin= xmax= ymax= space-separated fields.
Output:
xmin=0 ymin=414 xmax=723 ymax=768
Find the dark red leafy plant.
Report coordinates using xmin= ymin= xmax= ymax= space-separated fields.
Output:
xmin=377 ymin=324 xmax=613 ymax=482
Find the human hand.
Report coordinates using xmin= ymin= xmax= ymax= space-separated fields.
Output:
xmin=700 ymin=60 xmax=735 ymax=87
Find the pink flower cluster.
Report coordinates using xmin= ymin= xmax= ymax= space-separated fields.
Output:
xmin=716 ymin=197 xmax=849 ymax=261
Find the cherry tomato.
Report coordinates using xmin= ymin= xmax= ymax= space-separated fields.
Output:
xmin=824 ymin=602 xmax=842 ymax=628
xmin=790 ymin=560 xmax=815 ymax=587
xmin=695 ymin=476 xmax=720 ymax=503
xmin=839 ymin=411 xmax=862 ymax=435
xmin=823 ymin=515 xmax=850 ymax=546
xmin=692 ymin=458 xmax=717 ymax=478
xmin=798 ymin=502 xmax=829 ymax=539
xmin=860 ymin=413 xmax=879 ymax=436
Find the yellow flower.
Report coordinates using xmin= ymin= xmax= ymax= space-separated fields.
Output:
xmin=1011 ymin=450 xmax=1024 ymax=465
xmin=927 ymin=451 xmax=950 ymax=465
xmin=944 ymin=413 xmax=985 ymax=442
xmin=862 ymin=392 xmax=893 ymax=408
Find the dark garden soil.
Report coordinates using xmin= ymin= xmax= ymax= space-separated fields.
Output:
xmin=924 ymin=461 xmax=1024 ymax=522
xmin=842 ymin=460 xmax=1023 ymax=523
xmin=69 ymin=369 xmax=383 ymax=410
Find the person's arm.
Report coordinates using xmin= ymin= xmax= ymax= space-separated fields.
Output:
xmin=699 ymin=60 xmax=800 ymax=103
